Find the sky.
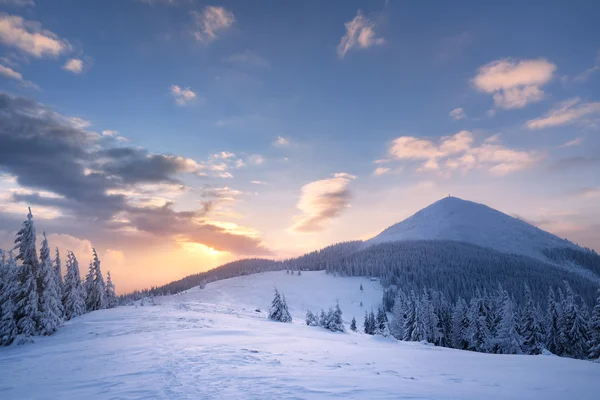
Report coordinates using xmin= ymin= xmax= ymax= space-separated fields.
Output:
xmin=0 ymin=0 xmax=599 ymax=293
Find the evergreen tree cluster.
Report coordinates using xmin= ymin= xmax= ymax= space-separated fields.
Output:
xmin=306 ymin=303 xmax=344 ymax=332
xmin=389 ymin=282 xmax=600 ymax=360
xmin=0 ymin=208 xmax=118 ymax=346
xmin=363 ymin=305 xmax=389 ymax=336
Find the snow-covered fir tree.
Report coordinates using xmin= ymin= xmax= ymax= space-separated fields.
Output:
xmin=85 ymin=249 xmax=107 ymax=312
xmin=37 ymin=232 xmax=63 ymax=335
xmin=326 ymin=302 xmax=344 ymax=332
xmin=268 ymin=288 xmax=292 ymax=322
xmin=389 ymin=289 xmax=407 ymax=340
xmin=452 ymin=297 xmax=470 ymax=350
xmin=305 ymin=310 xmax=318 ymax=326
xmin=12 ymin=208 xmax=40 ymax=343
xmin=376 ymin=304 xmax=389 ymax=336
xmin=495 ymin=290 xmax=523 ymax=354
xmin=545 ymin=287 xmax=562 ymax=355
xmin=561 ymin=282 xmax=590 ymax=358
xmin=421 ymin=289 xmax=441 ymax=344
xmin=363 ymin=311 xmax=372 ymax=334
xmin=466 ymin=290 xmax=491 ymax=352
xmin=63 ymin=252 xmax=86 ymax=320
xmin=53 ymin=247 xmax=64 ymax=316
xmin=105 ymin=271 xmax=117 ymax=309
xmin=0 ymin=251 xmax=18 ymax=345
xmin=520 ymin=284 xmax=544 ymax=354
xmin=350 ymin=316 xmax=357 ymax=331
xmin=588 ymin=290 xmax=600 ymax=359
xmin=84 ymin=261 xmax=94 ymax=311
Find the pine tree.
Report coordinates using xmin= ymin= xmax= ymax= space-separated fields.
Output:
xmin=63 ymin=252 xmax=86 ymax=320
xmin=350 ymin=316 xmax=357 ymax=332
xmin=105 ymin=271 xmax=117 ymax=308
xmin=0 ymin=251 xmax=18 ymax=345
xmin=305 ymin=310 xmax=318 ymax=326
xmin=87 ymin=249 xmax=107 ymax=311
xmin=363 ymin=311 xmax=371 ymax=334
xmin=421 ymin=289 xmax=441 ymax=344
xmin=402 ymin=291 xmax=417 ymax=341
xmin=495 ymin=290 xmax=523 ymax=354
xmin=37 ymin=232 xmax=63 ymax=335
xmin=268 ymin=288 xmax=292 ymax=322
xmin=53 ymin=247 xmax=64 ymax=316
xmin=360 ymin=283 xmax=363 ymax=292
xmin=84 ymin=261 xmax=94 ymax=311
xmin=545 ymin=287 xmax=561 ymax=355
xmin=369 ymin=310 xmax=377 ymax=335
xmin=562 ymin=282 xmax=590 ymax=358
xmin=588 ymin=289 xmax=600 ymax=359
xmin=325 ymin=302 xmax=344 ymax=332
xmin=13 ymin=208 xmax=39 ymax=342
xmin=520 ymin=284 xmax=544 ymax=354
xmin=452 ymin=297 xmax=470 ymax=349
xmin=389 ymin=289 xmax=406 ymax=340
xmin=466 ymin=290 xmax=490 ymax=352
xmin=376 ymin=305 xmax=389 ymax=335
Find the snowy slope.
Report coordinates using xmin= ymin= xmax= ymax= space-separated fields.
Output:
xmin=365 ymin=196 xmax=578 ymax=261
xmin=1 ymin=271 xmax=598 ymax=400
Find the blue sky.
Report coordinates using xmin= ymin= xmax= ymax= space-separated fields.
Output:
xmin=1 ymin=0 xmax=599 ymax=291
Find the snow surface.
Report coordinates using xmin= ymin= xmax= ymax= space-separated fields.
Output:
xmin=365 ymin=196 xmax=578 ymax=261
xmin=1 ymin=271 xmax=598 ymax=400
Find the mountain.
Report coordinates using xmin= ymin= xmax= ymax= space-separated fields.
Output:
xmin=364 ymin=196 xmax=578 ymax=261
xmin=140 ymin=196 xmax=600 ymax=307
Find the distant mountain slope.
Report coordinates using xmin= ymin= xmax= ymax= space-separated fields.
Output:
xmin=365 ymin=196 xmax=578 ymax=261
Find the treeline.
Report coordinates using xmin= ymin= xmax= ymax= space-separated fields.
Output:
xmin=0 ymin=209 xmax=117 ymax=345
xmin=325 ymin=240 xmax=600 ymax=307
xmin=383 ymin=282 xmax=600 ymax=360
xmin=122 ymin=241 xmax=363 ymax=300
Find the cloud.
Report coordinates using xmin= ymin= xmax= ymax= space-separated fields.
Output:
xmin=251 ymin=180 xmax=268 ymax=185
xmin=561 ymin=137 xmax=584 ymax=147
xmin=0 ymin=63 xmax=36 ymax=88
xmin=191 ymin=6 xmax=234 ymax=44
xmin=62 ymin=58 xmax=83 ymax=74
xmin=526 ymin=98 xmax=600 ymax=129
xmin=472 ymin=58 xmax=556 ymax=109
xmin=226 ymin=50 xmax=270 ymax=68
xmin=572 ymin=187 xmax=600 ymax=199
xmin=170 ymin=85 xmax=197 ymax=105
xmin=387 ymin=131 xmax=539 ymax=176
xmin=291 ymin=173 xmax=356 ymax=233
xmin=273 ymin=136 xmax=290 ymax=147
xmin=449 ymin=107 xmax=466 ymax=120
xmin=0 ymin=92 xmax=270 ymax=256
xmin=563 ymin=50 xmax=600 ymax=84
xmin=0 ymin=13 xmax=70 ymax=58
xmin=337 ymin=10 xmax=384 ymax=59
xmin=548 ymin=155 xmax=600 ymax=172
xmin=0 ymin=0 xmax=35 ymax=7
xmin=373 ymin=167 xmax=390 ymax=176
xmin=247 ymin=154 xmax=264 ymax=165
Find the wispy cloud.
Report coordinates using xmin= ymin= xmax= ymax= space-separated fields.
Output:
xmin=373 ymin=167 xmax=390 ymax=176
xmin=449 ymin=107 xmax=466 ymax=120
xmin=273 ymin=136 xmax=290 ymax=147
xmin=337 ymin=10 xmax=384 ymax=59
xmin=386 ymin=131 xmax=539 ymax=176
xmin=0 ymin=63 xmax=36 ymax=88
xmin=526 ymin=98 xmax=600 ymax=129
xmin=170 ymin=85 xmax=197 ymax=105
xmin=0 ymin=13 xmax=70 ymax=58
xmin=226 ymin=50 xmax=270 ymax=68
xmin=291 ymin=173 xmax=356 ymax=233
xmin=472 ymin=58 xmax=556 ymax=109
xmin=561 ymin=137 xmax=584 ymax=147
xmin=251 ymin=180 xmax=268 ymax=185
xmin=0 ymin=0 xmax=35 ymax=7
xmin=62 ymin=58 xmax=83 ymax=74
xmin=191 ymin=6 xmax=234 ymax=44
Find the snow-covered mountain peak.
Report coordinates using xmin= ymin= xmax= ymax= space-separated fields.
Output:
xmin=364 ymin=196 xmax=577 ymax=260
